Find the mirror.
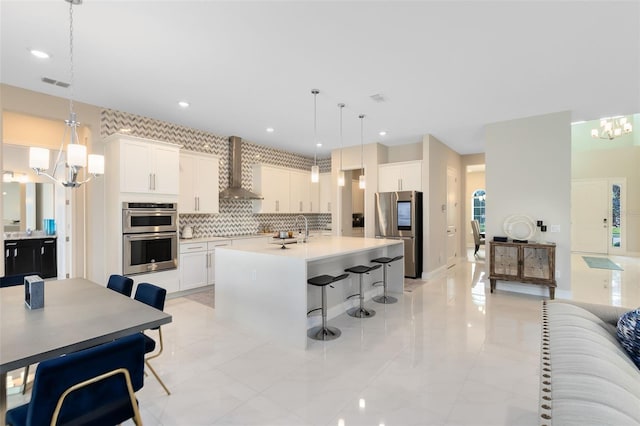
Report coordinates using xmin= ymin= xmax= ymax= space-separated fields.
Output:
xmin=3 ymin=182 xmax=54 ymax=232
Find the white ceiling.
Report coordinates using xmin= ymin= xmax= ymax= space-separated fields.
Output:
xmin=1 ymin=1 xmax=639 ymax=157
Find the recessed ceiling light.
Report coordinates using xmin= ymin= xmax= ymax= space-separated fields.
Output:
xmin=266 ymin=127 xmax=275 ymax=133
xmin=316 ymin=143 xmax=322 ymax=148
xmin=29 ymin=49 xmax=50 ymax=59
xmin=178 ymin=101 xmax=189 ymax=108
xmin=379 ymin=131 xmax=387 ymax=136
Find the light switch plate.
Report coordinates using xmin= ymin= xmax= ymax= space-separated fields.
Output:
xmin=550 ymin=225 xmax=561 ymax=233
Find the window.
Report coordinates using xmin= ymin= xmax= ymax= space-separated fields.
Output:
xmin=611 ymin=184 xmax=621 ymax=248
xmin=472 ymin=189 xmax=486 ymax=232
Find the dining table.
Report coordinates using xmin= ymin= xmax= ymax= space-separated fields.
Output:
xmin=0 ymin=277 xmax=172 ymax=422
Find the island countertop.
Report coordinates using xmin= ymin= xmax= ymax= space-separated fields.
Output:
xmin=216 ymin=235 xmax=402 ymax=262
xmin=215 ymin=235 xmax=404 ymax=348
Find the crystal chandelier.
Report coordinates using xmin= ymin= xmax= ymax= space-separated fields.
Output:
xmin=29 ymin=0 xmax=104 ymax=188
xmin=591 ymin=116 xmax=633 ymax=140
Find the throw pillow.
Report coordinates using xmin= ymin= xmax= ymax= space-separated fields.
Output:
xmin=617 ymin=308 xmax=640 ymax=369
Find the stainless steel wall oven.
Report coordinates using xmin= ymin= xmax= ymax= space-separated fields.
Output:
xmin=122 ymin=202 xmax=177 ymax=275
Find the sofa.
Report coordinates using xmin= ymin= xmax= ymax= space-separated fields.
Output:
xmin=539 ymin=300 xmax=640 ymax=425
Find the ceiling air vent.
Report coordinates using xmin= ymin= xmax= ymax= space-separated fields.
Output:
xmin=370 ymin=93 xmax=385 ymax=103
xmin=41 ymin=77 xmax=70 ymax=88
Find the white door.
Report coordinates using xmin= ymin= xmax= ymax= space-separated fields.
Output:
xmin=446 ymin=167 xmax=458 ymax=266
xmin=571 ymin=179 xmax=608 ymax=253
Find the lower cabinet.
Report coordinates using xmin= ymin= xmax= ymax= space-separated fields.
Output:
xmin=179 ymin=239 xmax=230 ymax=291
xmin=179 ymin=242 xmax=208 ymax=291
xmin=206 ymin=240 xmax=231 ymax=284
xmin=4 ymin=238 xmax=57 ymax=279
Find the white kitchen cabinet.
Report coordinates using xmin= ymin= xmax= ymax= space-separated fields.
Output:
xmin=179 ymin=242 xmax=208 ymax=290
xmin=179 ymin=152 xmax=220 ymax=214
xmin=318 ymin=172 xmax=331 ymax=213
xmin=179 ymin=239 xmax=230 ymax=290
xmin=290 ymin=169 xmax=312 ymax=213
xmin=119 ymin=137 xmax=180 ymax=195
xmin=378 ymin=160 xmax=422 ymax=192
xmin=207 ymin=240 xmax=231 ymax=284
xmin=252 ymin=165 xmax=290 ymax=213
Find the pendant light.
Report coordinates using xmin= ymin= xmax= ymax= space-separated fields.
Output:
xmin=358 ymin=114 xmax=366 ymax=189
xmin=29 ymin=0 xmax=104 ymax=188
xmin=337 ymin=103 xmax=345 ymax=187
xmin=310 ymin=89 xmax=320 ymax=183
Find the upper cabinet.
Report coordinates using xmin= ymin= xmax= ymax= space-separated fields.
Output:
xmin=252 ymin=164 xmax=290 ymax=213
xmin=289 ymin=169 xmax=313 ymax=214
xmin=252 ymin=164 xmax=322 ymax=214
xmin=107 ymin=135 xmax=181 ymax=195
xmin=378 ymin=160 xmax=422 ymax=192
xmin=317 ymin=172 xmax=331 ymax=213
xmin=179 ymin=152 xmax=220 ymax=214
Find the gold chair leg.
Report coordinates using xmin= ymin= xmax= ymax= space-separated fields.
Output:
xmin=145 ymin=360 xmax=170 ymax=395
xmin=144 ymin=328 xmax=170 ymax=395
xmin=22 ymin=365 xmax=30 ymax=395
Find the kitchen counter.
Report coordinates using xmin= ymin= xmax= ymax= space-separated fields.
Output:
xmin=215 ymin=236 xmax=404 ymax=348
xmin=219 ymin=235 xmax=401 ymax=261
xmin=4 ymin=232 xmax=57 ymax=240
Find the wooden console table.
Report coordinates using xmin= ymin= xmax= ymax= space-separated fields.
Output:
xmin=488 ymin=241 xmax=556 ymax=299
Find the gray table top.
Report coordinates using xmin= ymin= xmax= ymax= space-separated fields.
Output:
xmin=0 ymin=278 xmax=172 ymax=373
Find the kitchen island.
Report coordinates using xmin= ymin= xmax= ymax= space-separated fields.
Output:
xmin=215 ymin=235 xmax=404 ymax=348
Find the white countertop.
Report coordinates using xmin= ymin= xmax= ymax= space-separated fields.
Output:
xmin=179 ymin=236 xmax=234 ymax=244
xmin=216 ymin=235 xmax=402 ymax=262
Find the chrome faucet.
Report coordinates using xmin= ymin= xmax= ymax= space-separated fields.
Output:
xmin=295 ymin=215 xmax=309 ymax=243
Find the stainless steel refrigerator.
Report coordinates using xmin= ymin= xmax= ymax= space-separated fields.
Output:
xmin=375 ymin=191 xmax=423 ymax=278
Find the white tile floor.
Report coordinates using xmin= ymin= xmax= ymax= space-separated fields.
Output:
xmin=6 ymin=250 xmax=639 ymax=425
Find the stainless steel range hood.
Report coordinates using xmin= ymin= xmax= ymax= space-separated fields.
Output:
xmin=219 ymin=136 xmax=263 ymax=200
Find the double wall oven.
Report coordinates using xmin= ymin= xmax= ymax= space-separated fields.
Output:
xmin=122 ymin=202 xmax=178 ymax=275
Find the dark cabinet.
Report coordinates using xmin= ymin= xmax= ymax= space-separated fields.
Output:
xmin=4 ymin=238 xmax=57 ymax=279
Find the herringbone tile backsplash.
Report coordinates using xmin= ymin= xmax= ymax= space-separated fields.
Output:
xmin=101 ymin=109 xmax=331 ymax=237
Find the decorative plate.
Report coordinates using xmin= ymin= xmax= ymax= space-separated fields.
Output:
xmin=503 ymin=214 xmax=536 ymax=240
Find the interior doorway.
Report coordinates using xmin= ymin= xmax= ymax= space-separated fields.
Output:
xmin=338 ymin=168 xmax=365 ymax=237
xmin=350 ymin=169 xmax=365 ymax=237
xmin=446 ymin=167 xmax=458 ymax=266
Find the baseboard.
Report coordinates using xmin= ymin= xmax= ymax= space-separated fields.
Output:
xmin=422 ymin=264 xmax=448 ymax=280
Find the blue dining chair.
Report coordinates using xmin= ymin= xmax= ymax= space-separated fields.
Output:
xmin=107 ymin=274 xmax=134 ymax=297
xmin=134 ymin=282 xmax=171 ymax=395
xmin=5 ymin=333 xmax=146 ymax=426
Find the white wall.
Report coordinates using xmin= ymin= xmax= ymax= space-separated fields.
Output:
xmin=486 ymin=111 xmax=572 ymax=296
xmin=423 ymin=134 xmax=462 ymax=275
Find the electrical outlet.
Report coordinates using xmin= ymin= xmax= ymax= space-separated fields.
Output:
xmin=550 ymin=225 xmax=561 ymax=233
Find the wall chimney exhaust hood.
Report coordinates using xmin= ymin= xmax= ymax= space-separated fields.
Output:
xmin=219 ymin=136 xmax=263 ymax=200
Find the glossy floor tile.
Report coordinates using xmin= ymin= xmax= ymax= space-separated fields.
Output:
xmin=6 ymin=251 xmax=638 ymax=425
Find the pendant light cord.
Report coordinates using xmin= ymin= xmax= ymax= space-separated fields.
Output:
xmin=339 ymin=104 xmax=344 ymax=170
xmin=359 ymin=114 xmax=365 ymax=169
xmin=313 ymin=89 xmax=318 ymax=166
xmin=68 ymin=0 xmax=75 ymax=116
